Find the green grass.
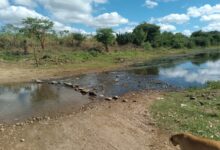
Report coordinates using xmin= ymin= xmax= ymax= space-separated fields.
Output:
xmin=151 ymin=81 xmax=220 ymax=140
xmin=0 ymin=46 xmax=219 ymax=70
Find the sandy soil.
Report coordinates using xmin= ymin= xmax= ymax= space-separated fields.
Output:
xmin=0 ymin=63 xmax=120 ymax=84
xmin=0 ymin=91 xmax=177 ymax=150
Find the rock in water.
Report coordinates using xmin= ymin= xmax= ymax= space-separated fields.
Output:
xmin=113 ymin=96 xmax=119 ymax=100
xmin=64 ymin=82 xmax=73 ymax=88
xmin=89 ymin=91 xmax=97 ymax=97
xmin=105 ymin=97 xmax=112 ymax=101
xmin=35 ymin=79 xmax=43 ymax=84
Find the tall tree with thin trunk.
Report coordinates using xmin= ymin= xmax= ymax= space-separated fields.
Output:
xmin=95 ymin=28 xmax=115 ymax=52
xmin=20 ymin=17 xmax=54 ymax=50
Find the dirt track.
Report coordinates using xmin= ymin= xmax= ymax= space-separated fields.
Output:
xmin=0 ymin=91 xmax=177 ymax=150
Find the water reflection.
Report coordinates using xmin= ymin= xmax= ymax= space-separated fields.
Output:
xmin=160 ymin=60 xmax=220 ymax=86
xmin=1 ymin=52 xmax=220 ymax=122
xmin=0 ymin=84 xmax=89 ymax=123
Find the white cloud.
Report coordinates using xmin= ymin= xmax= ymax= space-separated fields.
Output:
xmin=145 ymin=0 xmax=158 ymax=8
xmin=0 ymin=0 xmax=9 ymax=8
xmin=182 ymin=29 xmax=191 ymax=36
xmin=200 ymin=14 xmax=220 ymax=22
xmin=151 ymin=14 xmax=190 ymax=25
xmin=158 ymin=23 xmax=176 ymax=32
xmin=36 ymin=0 xmax=128 ymax=28
xmin=13 ymin=0 xmax=37 ymax=8
xmin=187 ymin=4 xmax=220 ymax=17
xmin=116 ymin=26 xmax=135 ymax=33
xmin=202 ymin=22 xmax=220 ymax=31
xmin=158 ymin=14 xmax=190 ymax=24
xmin=92 ymin=12 xmax=128 ymax=28
xmin=53 ymin=21 xmax=87 ymax=34
xmin=0 ymin=6 xmax=45 ymax=24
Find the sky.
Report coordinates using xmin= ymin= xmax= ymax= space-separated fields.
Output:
xmin=0 ymin=0 xmax=220 ymax=35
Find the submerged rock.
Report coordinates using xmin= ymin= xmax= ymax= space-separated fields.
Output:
xmin=35 ymin=79 xmax=43 ymax=84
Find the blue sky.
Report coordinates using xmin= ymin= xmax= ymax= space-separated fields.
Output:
xmin=0 ymin=0 xmax=220 ymax=35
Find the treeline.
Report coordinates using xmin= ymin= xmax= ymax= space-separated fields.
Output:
xmin=0 ymin=17 xmax=220 ymax=53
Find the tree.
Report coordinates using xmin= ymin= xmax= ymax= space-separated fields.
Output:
xmin=21 ymin=17 xmax=54 ymax=50
xmin=95 ymin=28 xmax=115 ymax=52
xmin=133 ymin=23 xmax=160 ymax=46
xmin=158 ymin=32 xmax=174 ymax=47
xmin=72 ymin=33 xmax=86 ymax=46
xmin=171 ymin=33 xmax=189 ymax=49
xmin=191 ymin=30 xmax=211 ymax=47
xmin=116 ymin=32 xmax=134 ymax=45
xmin=132 ymin=28 xmax=147 ymax=46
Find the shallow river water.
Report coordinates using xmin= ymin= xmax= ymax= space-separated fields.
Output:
xmin=1 ymin=52 xmax=220 ymax=123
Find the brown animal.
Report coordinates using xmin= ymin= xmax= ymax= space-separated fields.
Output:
xmin=170 ymin=133 xmax=220 ymax=150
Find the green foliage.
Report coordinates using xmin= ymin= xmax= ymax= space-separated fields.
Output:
xmin=116 ymin=32 xmax=134 ymax=45
xmin=206 ymin=81 xmax=220 ymax=89
xmin=171 ymin=33 xmax=189 ymax=49
xmin=132 ymin=28 xmax=147 ymax=46
xmin=143 ymin=42 xmax=152 ymax=50
xmin=134 ymin=23 xmax=160 ymax=46
xmin=20 ymin=17 xmax=54 ymax=50
xmin=96 ymin=28 xmax=115 ymax=52
xmin=151 ymin=85 xmax=220 ymax=140
xmin=72 ymin=33 xmax=86 ymax=46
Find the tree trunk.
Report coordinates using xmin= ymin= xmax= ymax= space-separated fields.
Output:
xmin=23 ymin=40 xmax=28 ymax=55
xmin=105 ymin=44 xmax=109 ymax=52
xmin=33 ymin=45 xmax=39 ymax=67
xmin=40 ymin=38 xmax=45 ymax=50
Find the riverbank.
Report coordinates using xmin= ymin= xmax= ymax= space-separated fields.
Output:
xmin=0 ymin=91 xmax=176 ymax=150
xmin=0 ymin=47 xmax=219 ymax=84
xmin=151 ymin=81 xmax=220 ymax=141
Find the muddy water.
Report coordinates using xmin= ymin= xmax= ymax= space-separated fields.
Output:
xmin=0 ymin=52 xmax=220 ymax=123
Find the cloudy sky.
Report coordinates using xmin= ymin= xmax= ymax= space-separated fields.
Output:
xmin=0 ymin=0 xmax=219 ymax=35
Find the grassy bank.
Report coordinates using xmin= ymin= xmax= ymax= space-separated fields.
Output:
xmin=0 ymin=47 xmax=220 ymax=69
xmin=151 ymin=82 xmax=220 ymax=140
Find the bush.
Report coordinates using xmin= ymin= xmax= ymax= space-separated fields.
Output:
xmin=143 ymin=42 xmax=152 ymax=50
xmin=87 ymin=47 xmax=102 ymax=57
xmin=116 ymin=33 xmax=134 ymax=45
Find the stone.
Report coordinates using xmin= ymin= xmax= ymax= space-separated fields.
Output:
xmin=113 ymin=96 xmax=119 ymax=100
xmin=105 ymin=97 xmax=112 ymax=101
xmin=181 ymin=104 xmax=187 ymax=107
xmin=20 ymin=139 xmax=25 ymax=142
xmin=80 ymin=89 xmax=89 ymax=95
xmin=190 ymin=96 xmax=196 ymax=100
xmin=35 ymin=79 xmax=43 ymax=84
xmin=51 ymin=81 xmax=58 ymax=84
xmin=122 ymin=99 xmax=128 ymax=102
xmin=74 ymin=84 xmax=79 ymax=88
xmin=64 ymin=82 xmax=73 ymax=87
xmin=99 ymin=94 xmax=104 ymax=98
xmin=89 ymin=91 xmax=97 ymax=97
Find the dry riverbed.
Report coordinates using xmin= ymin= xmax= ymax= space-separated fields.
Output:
xmin=0 ymin=91 xmax=177 ymax=150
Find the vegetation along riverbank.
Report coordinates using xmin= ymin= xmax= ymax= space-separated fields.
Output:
xmin=151 ymin=81 xmax=220 ymax=141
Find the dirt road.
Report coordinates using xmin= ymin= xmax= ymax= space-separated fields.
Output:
xmin=0 ymin=91 xmax=177 ymax=150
